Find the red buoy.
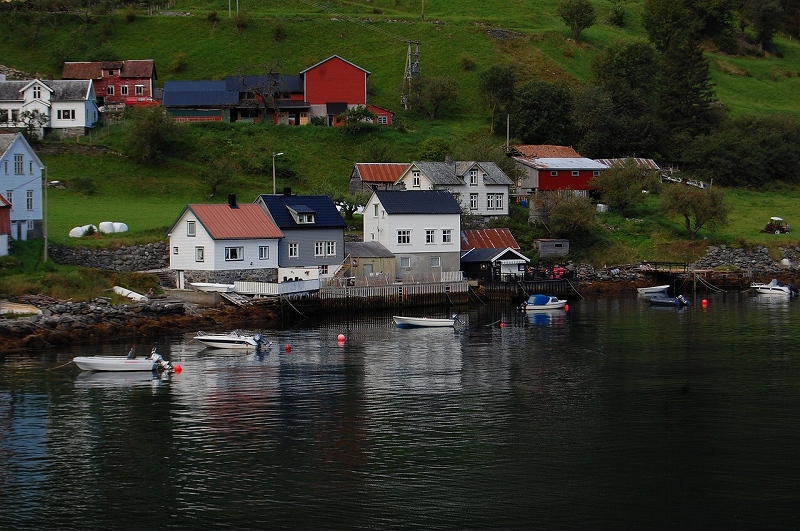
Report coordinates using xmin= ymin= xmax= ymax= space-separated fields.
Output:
xmin=174 ymin=364 xmax=182 ymax=374
xmin=285 ymin=344 xmax=292 ymax=353
xmin=564 ymin=304 xmax=569 ymax=312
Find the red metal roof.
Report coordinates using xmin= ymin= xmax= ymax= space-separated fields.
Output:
xmin=354 ymin=163 xmax=409 ymax=184
xmin=189 ymin=203 xmax=283 ymax=240
xmin=511 ymin=145 xmax=582 ymax=158
xmin=460 ymin=228 xmax=520 ymax=251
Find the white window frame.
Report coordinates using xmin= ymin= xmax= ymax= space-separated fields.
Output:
xmin=412 ymin=170 xmax=420 ymax=188
xmin=187 ymin=221 xmax=196 ymax=237
xmin=470 ymin=169 xmax=478 ymax=186
xmin=593 ymin=170 xmax=600 ymax=176
xmin=33 ymin=86 xmax=41 ymax=99
xmin=225 ymin=246 xmax=244 ymax=261
xmin=550 ymin=170 xmax=558 ymax=176
xmin=442 ymin=229 xmax=452 ymax=244
xmin=425 ymin=229 xmax=435 ymax=244
xmin=107 ymin=86 xmax=114 ymax=95
xmin=135 ymin=85 xmax=144 ymax=96
xmin=487 ymin=193 xmax=503 ymax=211
xmin=173 ymin=247 xmax=179 ymax=255
xmin=195 ymin=247 xmax=204 ymax=262
xmin=400 ymin=257 xmax=411 ymax=268
xmin=572 ymin=170 xmax=580 ymax=176
xmin=373 ymin=204 xmax=379 ymax=217
xmin=26 ymin=190 xmax=33 ymax=210
xmin=430 ymin=256 xmax=441 ymax=268
xmin=397 ymin=229 xmax=411 ymax=245
xmin=315 ymin=241 xmax=325 ymax=257
xmin=377 ymin=115 xmax=388 ymax=125
xmin=6 ymin=190 xmax=11 ymax=205
xmin=470 ymin=193 xmax=478 ymax=210
xmin=121 ymin=85 xmax=129 ymax=96
xmin=259 ymin=246 xmax=269 ymax=260
xmin=14 ymin=155 xmax=23 ymax=175
xmin=326 ymin=241 xmax=336 ymax=256
xmin=288 ymin=243 xmax=299 ymax=258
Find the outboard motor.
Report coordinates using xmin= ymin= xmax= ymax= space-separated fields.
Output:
xmin=149 ymin=348 xmax=174 ymax=372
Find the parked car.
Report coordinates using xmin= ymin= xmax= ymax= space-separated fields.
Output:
xmin=761 ymin=216 xmax=790 ymax=234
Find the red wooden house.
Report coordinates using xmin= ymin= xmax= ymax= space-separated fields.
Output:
xmin=62 ymin=60 xmax=157 ymax=107
xmin=510 ymin=144 xmax=608 ymax=197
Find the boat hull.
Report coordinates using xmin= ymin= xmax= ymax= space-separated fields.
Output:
xmin=521 ymin=294 xmax=567 ymax=310
xmin=193 ymin=330 xmax=264 ymax=349
xmin=190 ymin=282 xmax=236 ymax=293
xmin=73 ymin=356 xmax=157 ymax=371
xmin=637 ymin=285 xmax=670 ymax=295
xmin=649 ymin=295 xmax=690 ymax=307
xmin=393 ymin=316 xmax=455 ymax=328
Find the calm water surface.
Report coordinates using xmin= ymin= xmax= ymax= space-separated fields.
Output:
xmin=1 ymin=294 xmax=799 ymax=529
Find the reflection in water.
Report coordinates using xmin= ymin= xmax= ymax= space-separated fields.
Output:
xmin=1 ymin=296 xmax=800 ymax=529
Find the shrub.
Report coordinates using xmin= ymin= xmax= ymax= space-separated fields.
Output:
xmin=459 ymin=54 xmax=476 ymax=71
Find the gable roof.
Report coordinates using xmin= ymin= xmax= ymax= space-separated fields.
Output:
xmin=62 ymin=62 xmax=103 ymax=80
xmin=174 ymin=203 xmax=283 ymax=240
xmin=460 ymin=247 xmax=529 ymax=264
xmin=411 ymin=161 xmax=513 ymax=186
xmin=0 ymin=79 xmax=94 ymax=102
xmin=460 ymin=228 xmax=520 ymax=251
xmin=510 ymin=145 xmax=582 ymax=158
xmin=345 ymin=241 xmax=394 ymax=258
xmin=353 ymin=163 xmax=409 ymax=184
xmin=62 ymin=60 xmax=156 ymax=80
xmin=374 ymin=190 xmax=462 ymax=214
xmin=0 ymin=133 xmax=44 ymax=168
xmin=162 ymin=80 xmax=239 ymax=107
xmin=257 ymin=194 xmax=346 ymax=229
xmin=300 ymin=55 xmax=370 ymax=75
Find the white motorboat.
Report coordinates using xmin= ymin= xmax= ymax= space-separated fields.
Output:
xmin=751 ymin=279 xmax=796 ymax=296
xmin=637 ymin=284 xmax=670 ymax=295
xmin=73 ymin=348 xmax=173 ymax=372
xmin=393 ymin=314 xmax=464 ymax=329
xmin=190 ymin=282 xmax=236 ymax=293
xmin=520 ymin=294 xmax=567 ymax=310
xmin=193 ymin=330 xmax=270 ymax=349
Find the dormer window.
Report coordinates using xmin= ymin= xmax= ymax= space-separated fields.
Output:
xmin=412 ymin=170 xmax=420 ymax=187
xmin=287 ymin=205 xmax=316 ymax=224
xmin=470 ymin=169 xmax=478 ymax=186
xmin=33 ymin=86 xmax=41 ymax=99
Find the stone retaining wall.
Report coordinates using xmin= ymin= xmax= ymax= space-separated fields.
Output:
xmin=50 ymin=242 xmax=169 ymax=272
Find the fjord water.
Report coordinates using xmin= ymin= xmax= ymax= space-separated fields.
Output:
xmin=1 ymin=294 xmax=799 ymax=529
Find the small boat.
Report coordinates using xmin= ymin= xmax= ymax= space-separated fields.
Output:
xmin=637 ymin=284 xmax=670 ymax=296
xmin=190 ymin=282 xmax=236 ymax=293
xmin=649 ymin=294 xmax=690 ymax=307
xmin=751 ymin=278 xmax=796 ymax=296
xmin=193 ymin=330 xmax=270 ymax=349
xmin=393 ymin=314 xmax=464 ymax=329
xmin=520 ymin=294 xmax=567 ymax=310
xmin=73 ymin=348 xmax=173 ymax=372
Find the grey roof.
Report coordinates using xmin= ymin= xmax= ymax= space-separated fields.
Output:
xmin=516 ymin=157 xmax=608 ymax=171
xmin=162 ymin=80 xmax=239 ymax=107
xmin=374 ymin=190 xmax=462 ymax=215
xmin=0 ymin=134 xmax=15 ymax=156
xmin=0 ymin=79 xmax=92 ymax=101
xmin=413 ymin=161 xmax=513 ymax=186
xmin=345 ymin=241 xmax=394 ymax=258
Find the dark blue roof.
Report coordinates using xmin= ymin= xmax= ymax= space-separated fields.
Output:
xmin=162 ymin=80 xmax=238 ymax=107
xmin=460 ymin=248 xmax=501 ymax=262
xmin=375 ymin=190 xmax=462 ymax=215
xmin=257 ymin=194 xmax=346 ymax=229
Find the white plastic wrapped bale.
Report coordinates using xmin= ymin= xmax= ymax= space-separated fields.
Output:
xmin=112 ymin=222 xmax=128 ymax=233
xmin=68 ymin=224 xmax=98 ymax=237
xmin=98 ymin=221 xmax=115 ymax=234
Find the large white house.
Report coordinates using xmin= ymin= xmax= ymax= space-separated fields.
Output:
xmin=394 ymin=161 xmax=513 ymax=219
xmin=0 ymin=133 xmax=44 ymax=241
xmin=167 ymin=196 xmax=283 ymax=289
xmin=0 ymin=78 xmax=99 ymax=138
xmin=364 ymin=189 xmax=462 ymax=278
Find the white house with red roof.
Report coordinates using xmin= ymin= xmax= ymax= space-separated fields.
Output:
xmin=349 ymin=163 xmax=409 ymax=194
xmin=167 ymin=195 xmax=283 ymax=288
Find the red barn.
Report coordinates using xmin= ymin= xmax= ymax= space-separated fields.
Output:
xmin=510 ymin=145 xmax=608 ymax=197
xmin=62 ymin=60 xmax=157 ymax=107
xmin=302 ymin=55 xmax=369 ymax=106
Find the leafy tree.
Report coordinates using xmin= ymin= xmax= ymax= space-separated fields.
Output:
xmin=659 ymin=184 xmax=730 ymax=238
xmin=408 ymin=75 xmax=458 ymax=119
xmin=556 ymin=0 xmax=597 ymax=41
xmin=198 ymin=157 xmax=235 ymax=199
xmin=589 ymin=159 xmax=661 ymax=215
xmin=19 ymin=110 xmax=49 ymax=141
xmin=529 ymin=191 xmax=597 ymax=238
xmin=126 ymin=106 xmax=183 ymax=165
xmin=337 ymin=105 xmax=378 ymax=134
xmin=417 ymin=137 xmax=450 ymax=161
xmin=478 ymin=65 xmax=516 ymax=135
xmin=591 ymin=39 xmax=660 ymax=98
xmin=741 ymin=0 xmax=784 ymax=50
xmin=508 ymin=80 xmax=575 ymax=145
xmin=643 ymin=0 xmax=736 ymax=52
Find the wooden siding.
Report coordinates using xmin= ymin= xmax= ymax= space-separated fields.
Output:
xmin=303 ymin=57 xmax=367 ymax=105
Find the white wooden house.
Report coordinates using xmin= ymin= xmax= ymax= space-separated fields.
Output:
xmin=364 ymin=189 xmax=462 ymax=278
xmin=167 ymin=196 xmax=283 ymax=289
xmin=394 ymin=161 xmax=513 ymax=219
xmin=0 ymin=133 xmax=44 ymax=241
xmin=0 ymin=78 xmax=99 ymax=138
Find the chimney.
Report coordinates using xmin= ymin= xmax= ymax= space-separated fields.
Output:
xmin=283 ymin=187 xmax=292 ymax=196
xmin=228 ymin=194 xmax=237 ymax=208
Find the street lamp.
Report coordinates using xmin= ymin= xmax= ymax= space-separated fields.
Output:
xmin=272 ymin=152 xmax=284 ymax=194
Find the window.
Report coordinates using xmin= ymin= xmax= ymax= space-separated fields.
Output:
xmin=593 ymin=170 xmax=600 ymax=176
xmin=572 ymin=171 xmax=580 ymax=176
xmin=297 ymin=213 xmax=315 ymax=224
xmin=288 ymin=243 xmax=299 ymax=258
xmin=26 ymin=220 xmax=33 ymax=230
xmin=550 ymin=171 xmax=558 ymax=176
xmin=5 ymin=191 xmax=11 ymax=206
xmin=29 ymin=161 xmax=33 ymax=174
xmin=430 ymin=256 xmax=441 ymax=268
xmin=135 ymin=85 xmax=144 ymax=96
xmin=326 ymin=241 xmax=336 ymax=256
xmin=442 ymin=229 xmax=452 ymax=243
xmin=3 ymin=161 xmax=6 ymax=173
xmin=397 ymin=229 xmax=411 ymax=244
xmin=195 ymin=247 xmax=204 ymax=262
xmin=187 ymin=221 xmax=196 ymax=237
xmin=57 ymin=109 xmax=75 ymax=120
xmin=377 ymin=115 xmax=388 ymax=125
xmin=109 ymin=70 xmax=115 ymax=76
xmin=412 ymin=170 xmax=420 ymax=187
xmin=426 ymin=229 xmax=435 ymax=244
xmin=470 ymin=169 xmax=478 ymax=186
xmin=225 ymin=247 xmax=244 ymax=261
xmin=315 ymin=241 xmax=325 ymax=256
xmin=400 ymin=257 xmax=411 ymax=268
xmin=470 ymin=193 xmax=478 ymax=210
xmin=33 ymin=86 xmax=41 ymax=99
xmin=26 ymin=190 xmax=33 ymax=210
xmin=107 ymin=86 xmax=114 ymax=95
xmin=373 ymin=204 xmax=379 ymax=217
xmin=173 ymin=247 xmax=179 ymax=255
xmin=487 ymin=193 xmax=503 ymax=211
xmin=14 ymin=155 xmax=23 ymax=175
xmin=318 ymin=265 xmax=329 ymax=274
xmin=121 ymin=85 xmax=129 ymax=96
xmin=259 ymin=246 xmax=269 ymax=260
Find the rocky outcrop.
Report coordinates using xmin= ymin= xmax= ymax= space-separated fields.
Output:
xmin=690 ymin=245 xmax=799 ymax=275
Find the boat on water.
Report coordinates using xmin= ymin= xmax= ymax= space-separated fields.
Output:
xmin=193 ymin=330 xmax=270 ymax=349
xmin=649 ymin=294 xmax=690 ymax=307
xmin=637 ymin=284 xmax=670 ymax=296
xmin=190 ymin=282 xmax=236 ymax=293
xmin=73 ymin=348 xmax=174 ymax=372
xmin=393 ymin=314 xmax=464 ymax=329
xmin=751 ymin=278 xmax=797 ymax=296
xmin=520 ymin=294 xmax=567 ymax=310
